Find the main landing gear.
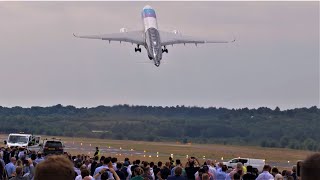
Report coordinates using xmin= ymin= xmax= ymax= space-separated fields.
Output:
xmin=135 ymin=45 xmax=141 ymax=52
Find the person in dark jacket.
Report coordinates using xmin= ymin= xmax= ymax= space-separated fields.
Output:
xmin=168 ymin=167 xmax=186 ymax=180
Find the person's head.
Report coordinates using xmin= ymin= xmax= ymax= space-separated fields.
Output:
xmin=176 ymin=159 xmax=181 ymax=165
xmin=282 ymin=170 xmax=287 ymax=176
xmin=233 ymin=173 xmax=241 ymax=180
xmin=10 ymin=157 xmax=16 ymax=163
xmin=222 ymin=165 xmax=228 ymax=172
xmin=165 ymin=162 xmax=171 ymax=167
xmin=301 ymin=153 xmax=320 ymax=180
xmin=136 ymin=159 xmax=141 ymax=165
xmin=203 ymin=165 xmax=209 ymax=173
xmin=292 ymin=165 xmax=297 ymax=173
xmin=83 ymin=176 xmax=91 ymax=180
xmin=94 ymin=155 xmax=99 ymax=161
xmin=134 ymin=167 xmax=143 ymax=176
xmin=246 ymin=165 xmax=253 ymax=173
xmin=96 ymin=147 xmax=99 ymax=150
xmin=103 ymin=158 xmax=111 ymax=165
xmin=34 ymin=155 xmax=75 ymax=180
xmin=272 ymin=167 xmax=279 ymax=175
xmin=15 ymin=166 xmax=23 ymax=176
xmin=100 ymin=156 xmax=105 ymax=163
xmin=143 ymin=161 xmax=149 ymax=167
xmin=150 ymin=162 xmax=154 ymax=167
xmin=205 ymin=159 xmax=212 ymax=166
xmin=111 ymin=157 xmax=117 ymax=163
xmin=202 ymin=173 xmax=209 ymax=180
xmin=143 ymin=166 xmax=150 ymax=175
xmin=263 ymin=164 xmax=271 ymax=172
xmin=81 ymin=169 xmax=90 ymax=179
xmin=158 ymin=161 xmax=162 ymax=167
xmin=236 ymin=162 xmax=243 ymax=170
xmin=275 ymin=174 xmax=284 ymax=180
xmin=101 ymin=172 xmax=110 ymax=180
xmin=16 ymin=159 xmax=22 ymax=166
xmin=116 ymin=162 xmax=122 ymax=169
xmin=198 ymin=167 xmax=205 ymax=177
xmin=174 ymin=166 xmax=182 ymax=176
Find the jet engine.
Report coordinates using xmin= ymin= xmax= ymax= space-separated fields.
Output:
xmin=120 ymin=28 xmax=128 ymax=33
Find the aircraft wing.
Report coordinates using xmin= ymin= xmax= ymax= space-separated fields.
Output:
xmin=159 ymin=30 xmax=235 ymax=46
xmin=73 ymin=31 xmax=146 ymax=46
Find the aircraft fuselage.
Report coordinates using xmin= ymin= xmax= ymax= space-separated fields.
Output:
xmin=142 ymin=6 xmax=163 ymax=67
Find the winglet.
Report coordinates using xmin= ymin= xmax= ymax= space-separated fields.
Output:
xmin=73 ymin=33 xmax=79 ymax=38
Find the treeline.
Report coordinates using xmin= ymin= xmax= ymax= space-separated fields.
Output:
xmin=0 ymin=105 xmax=319 ymax=151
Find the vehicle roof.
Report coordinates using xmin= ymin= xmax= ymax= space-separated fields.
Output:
xmin=9 ymin=133 xmax=32 ymax=136
xmin=231 ymin=158 xmax=265 ymax=160
xmin=43 ymin=138 xmax=63 ymax=142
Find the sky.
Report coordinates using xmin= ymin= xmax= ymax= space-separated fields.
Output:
xmin=0 ymin=1 xmax=318 ymax=110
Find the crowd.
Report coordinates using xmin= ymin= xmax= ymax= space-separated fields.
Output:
xmin=0 ymin=146 xmax=319 ymax=180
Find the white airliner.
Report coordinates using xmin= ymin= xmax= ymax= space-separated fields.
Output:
xmin=74 ymin=5 xmax=235 ymax=67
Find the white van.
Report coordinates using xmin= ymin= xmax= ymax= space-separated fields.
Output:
xmin=5 ymin=133 xmax=41 ymax=151
xmin=224 ymin=158 xmax=265 ymax=172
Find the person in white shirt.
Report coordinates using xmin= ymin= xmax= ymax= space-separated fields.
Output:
xmin=256 ymin=165 xmax=274 ymax=180
xmin=93 ymin=158 xmax=113 ymax=180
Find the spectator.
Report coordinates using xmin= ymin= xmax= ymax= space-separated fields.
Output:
xmin=154 ymin=161 xmax=162 ymax=180
xmin=168 ymin=166 xmax=186 ymax=180
xmin=157 ymin=162 xmax=171 ymax=180
xmin=130 ymin=160 xmax=141 ymax=178
xmin=291 ymin=165 xmax=297 ymax=180
xmin=0 ymin=160 xmax=7 ymax=180
xmin=94 ymin=158 xmax=112 ymax=180
xmin=171 ymin=159 xmax=186 ymax=177
xmin=274 ymin=174 xmax=283 ymax=180
xmin=202 ymin=173 xmax=210 ymax=180
xmin=5 ymin=157 xmax=16 ymax=178
xmin=271 ymin=167 xmax=279 ymax=177
xmin=131 ymin=167 xmax=144 ymax=180
xmin=34 ymin=155 xmax=75 ymax=180
xmin=255 ymin=165 xmax=273 ymax=180
xmin=75 ymin=167 xmax=93 ymax=180
xmin=185 ymin=158 xmax=200 ymax=180
xmin=242 ymin=165 xmax=257 ymax=180
xmin=115 ymin=162 xmax=126 ymax=180
xmin=141 ymin=166 xmax=153 ymax=180
xmin=10 ymin=165 xmax=32 ymax=180
xmin=300 ymin=154 xmax=320 ymax=180
xmin=111 ymin=157 xmax=118 ymax=170
xmin=90 ymin=156 xmax=99 ymax=176
xmin=94 ymin=147 xmax=101 ymax=161
xmin=228 ymin=162 xmax=243 ymax=179
xmin=233 ymin=173 xmax=241 ymax=180
xmin=216 ymin=165 xmax=229 ymax=180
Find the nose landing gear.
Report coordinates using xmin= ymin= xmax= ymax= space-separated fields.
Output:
xmin=134 ymin=45 xmax=142 ymax=52
xmin=162 ymin=46 xmax=168 ymax=53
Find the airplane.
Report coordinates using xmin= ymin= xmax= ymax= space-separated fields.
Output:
xmin=73 ymin=5 xmax=235 ymax=67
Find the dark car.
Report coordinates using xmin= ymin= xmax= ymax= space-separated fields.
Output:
xmin=41 ymin=138 xmax=64 ymax=156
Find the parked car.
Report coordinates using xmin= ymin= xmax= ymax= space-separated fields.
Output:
xmin=41 ymin=138 xmax=64 ymax=156
xmin=224 ymin=158 xmax=265 ymax=172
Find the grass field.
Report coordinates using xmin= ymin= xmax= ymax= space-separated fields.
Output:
xmin=0 ymin=134 xmax=313 ymax=170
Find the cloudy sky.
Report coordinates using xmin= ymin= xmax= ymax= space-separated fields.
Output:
xmin=0 ymin=2 xmax=318 ymax=109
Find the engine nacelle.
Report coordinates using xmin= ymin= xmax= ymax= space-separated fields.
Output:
xmin=172 ymin=30 xmax=181 ymax=35
xmin=120 ymin=28 xmax=128 ymax=33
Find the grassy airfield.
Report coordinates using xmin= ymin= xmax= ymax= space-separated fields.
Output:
xmin=0 ymin=134 xmax=312 ymax=170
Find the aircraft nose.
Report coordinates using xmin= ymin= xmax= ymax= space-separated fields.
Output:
xmin=143 ymin=5 xmax=153 ymax=10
